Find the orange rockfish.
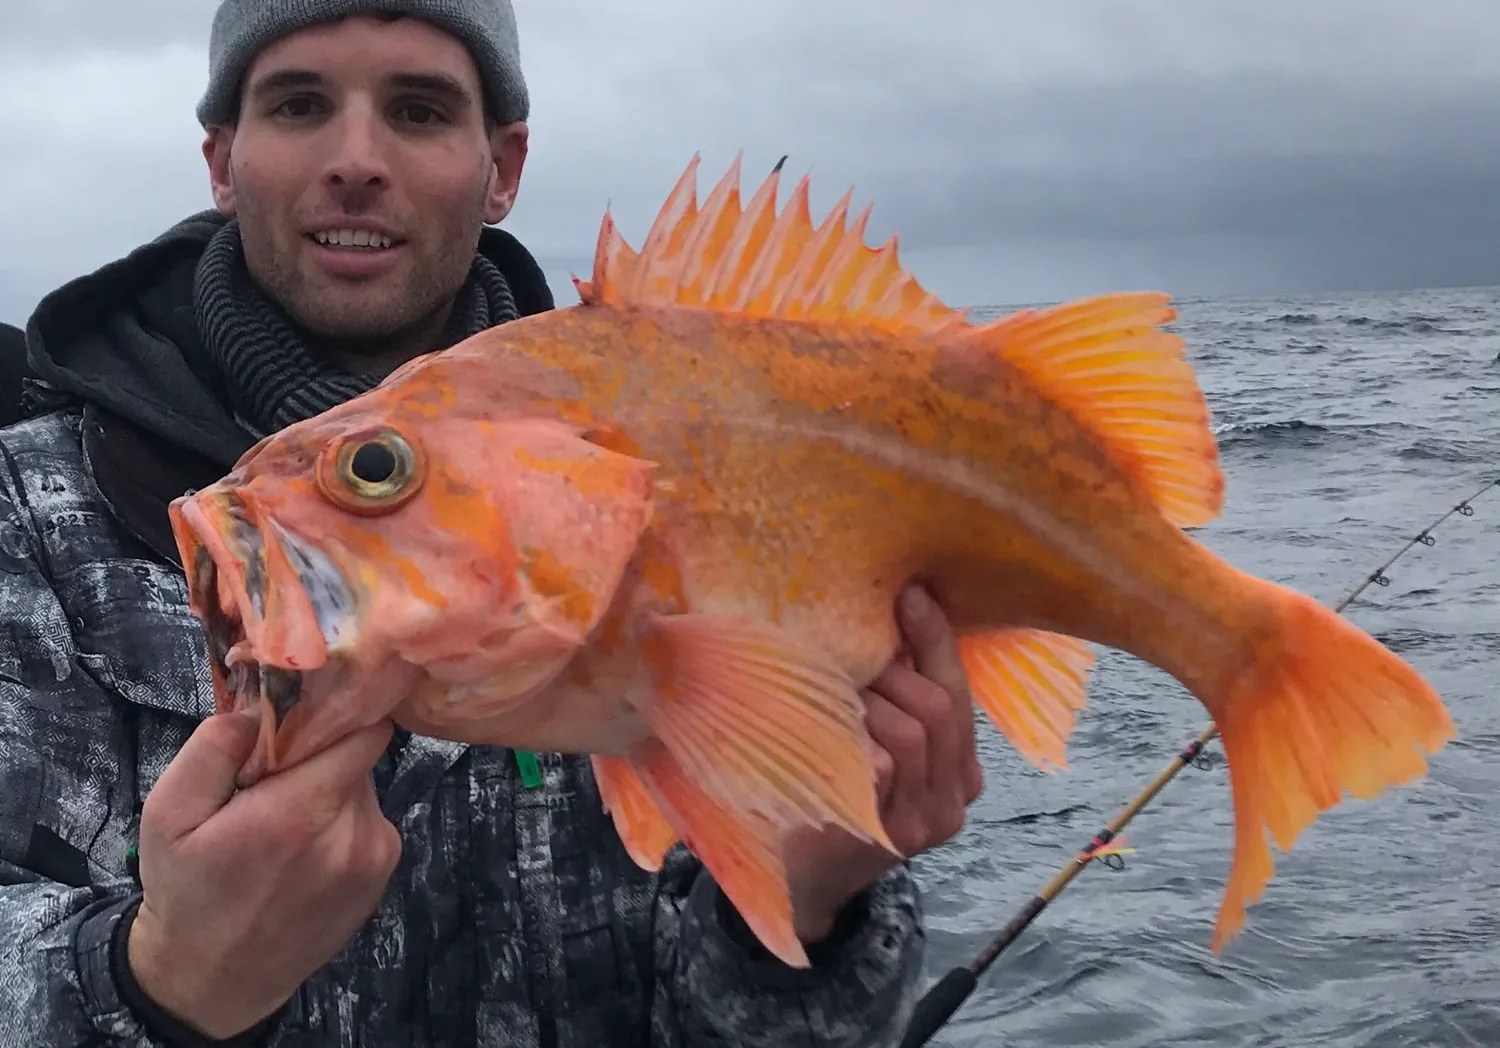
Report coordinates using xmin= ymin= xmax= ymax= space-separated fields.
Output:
xmin=168 ymin=154 xmax=1455 ymax=968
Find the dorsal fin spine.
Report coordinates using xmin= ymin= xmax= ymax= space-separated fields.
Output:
xmin=707 ymin=164 xmax=781 ymax=304
xmin=630 ymin=156 xmax=699 ymax=301
xmin=675 ymin=156 xmax=744 ymax=307
xmin=737 ymin=177 xmax=808 ymax=312
xmin=807 ymin=204 xmax=874 ymax=317
xmin=774 ymin=190 xmax=851 ymax=318
xmin=578 ymin=158 xmax=966 ymax=337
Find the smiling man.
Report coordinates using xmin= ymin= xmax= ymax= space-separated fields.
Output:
xmin=0 ymin=2 xmax=984 ymax=1046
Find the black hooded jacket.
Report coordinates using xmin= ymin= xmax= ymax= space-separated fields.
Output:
xmin=0 ymin=213 xmax=925 ymax=1048
xmin=0 ymin=321 xmax=26 ymax=424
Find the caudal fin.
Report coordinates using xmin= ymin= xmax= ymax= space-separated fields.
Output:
xmin=1207 ymin=578 xmax=1454 ymax=952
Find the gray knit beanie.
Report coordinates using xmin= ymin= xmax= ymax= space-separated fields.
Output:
xmin=196 ymin=0 xmax=529 ymax=128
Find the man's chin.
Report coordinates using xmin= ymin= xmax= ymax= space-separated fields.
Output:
xmin=288 ymin=287 xmax=427 ymax=343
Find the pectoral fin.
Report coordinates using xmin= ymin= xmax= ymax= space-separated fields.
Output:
xmin=638 ymin=613 xmax=893 ymax=853
xmin=629 ymin=737 xmax=807 ymax=967
xmin=592 ymin=752 xmax=678 ymax=870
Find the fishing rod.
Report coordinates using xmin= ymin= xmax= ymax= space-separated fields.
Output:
xmin=899 ymin=474 xmax=1500 ymax=1048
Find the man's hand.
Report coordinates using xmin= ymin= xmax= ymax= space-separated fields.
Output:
xmin=127 ymin=712 xmax=401 ymax=1039
xmin=784 ymin=583 xmax=984 ymax=944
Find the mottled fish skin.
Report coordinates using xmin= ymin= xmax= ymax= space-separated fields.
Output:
xmin=0 ymin=411 xmax=924 ymax=1047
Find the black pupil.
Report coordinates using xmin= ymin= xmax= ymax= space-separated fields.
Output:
xmin=350 ymin=441 xmax=398 ymax=485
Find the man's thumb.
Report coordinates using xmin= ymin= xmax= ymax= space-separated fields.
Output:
xmin=142 ymin=710 xmax=261 ymax=839
xmin=897 ymin=583 xmax=970 ymax=701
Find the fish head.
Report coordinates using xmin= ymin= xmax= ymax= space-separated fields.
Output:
xmin=168 ymin=383 xmax=658 ymax=785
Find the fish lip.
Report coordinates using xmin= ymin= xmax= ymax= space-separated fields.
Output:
xmin=170 ymin=490 xmax=318 ymax=724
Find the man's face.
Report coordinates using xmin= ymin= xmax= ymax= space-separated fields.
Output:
xmin=202 ymin=15 xmax=527 ymax=353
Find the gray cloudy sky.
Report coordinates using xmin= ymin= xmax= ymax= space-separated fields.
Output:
xmin=2 ymin=0 xmax=1498 ymax=324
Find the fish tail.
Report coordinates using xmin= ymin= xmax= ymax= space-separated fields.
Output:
xmin=1203 ymin=571 xmax=1454 ymax=952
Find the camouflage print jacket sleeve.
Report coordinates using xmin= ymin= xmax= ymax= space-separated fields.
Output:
xmin=648 ymin=850 xmax=925 ymax=1047
xmin=0 ymin=431 xmax=188 ymax=1046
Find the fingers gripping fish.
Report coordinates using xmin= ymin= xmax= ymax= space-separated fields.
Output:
xmin=168 ymin=153 xmax=1455 ymax=969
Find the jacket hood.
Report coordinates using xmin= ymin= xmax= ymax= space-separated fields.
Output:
xmin=24 ymin=210 xmax=557 ymax=471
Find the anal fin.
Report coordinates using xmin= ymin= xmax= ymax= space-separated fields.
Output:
xmin=592 ymin=753 xmax=678 ymax=870
xmin=958 ymin=627 xmax=1095 ymax=772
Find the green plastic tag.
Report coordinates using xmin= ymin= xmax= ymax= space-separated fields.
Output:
xmin=514 ymin=748 xmax=543 ymax=788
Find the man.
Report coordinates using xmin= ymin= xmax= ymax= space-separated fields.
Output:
xmin=0 ymin=2 xmax=984 ymax=1045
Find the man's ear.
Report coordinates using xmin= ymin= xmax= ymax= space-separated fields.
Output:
xmin=484 ymin=121 xmax=529 ymax=224
xmin=202 ymin=125 xmax=238 ymax=215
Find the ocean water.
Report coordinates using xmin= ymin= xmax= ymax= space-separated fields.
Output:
xmin=909 ymin=286 xmax=1500 ymax=1047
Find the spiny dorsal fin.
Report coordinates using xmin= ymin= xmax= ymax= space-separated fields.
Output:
xmin=572 ymin=153 xmax=969 ymax=337
xmin=971 ymin=294 xmax=1225 ymax=528
xmin=574 ymin=155 xmax=1221 ymax=529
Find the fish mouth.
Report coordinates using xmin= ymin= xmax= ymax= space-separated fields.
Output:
xmin=169 ymin=488 xmax=356 ymax=782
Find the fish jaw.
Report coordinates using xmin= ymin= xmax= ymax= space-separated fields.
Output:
xmin=170 ymin=487 xmax=334 ymax=681
xmin=169 ymin=485 xmax=389 ymax=784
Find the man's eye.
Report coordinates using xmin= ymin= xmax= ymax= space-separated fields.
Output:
xmin=400 ymin=103 xmax=445 ymax=125
xmin=275 ymin=97 xmax=318 ymax=118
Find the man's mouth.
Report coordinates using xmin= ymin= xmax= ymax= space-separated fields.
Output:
xmin=309 ymin=228 xmax=399 ymax=251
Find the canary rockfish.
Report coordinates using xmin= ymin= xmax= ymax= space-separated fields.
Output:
xmin=168 ymin=154 xmax=1455 ymax=968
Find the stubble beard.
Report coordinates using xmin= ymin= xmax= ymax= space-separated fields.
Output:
xmin=236 ymin=201 xmax=489 ymax=362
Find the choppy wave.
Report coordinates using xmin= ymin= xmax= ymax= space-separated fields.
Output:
xmin=1213 ymin=418 xmax=1331 ymax=446
xmin=1208 ymin=420 xmax=1486 ymax=465
xmin=1260 ymin=311 xmax=1471 ymax=336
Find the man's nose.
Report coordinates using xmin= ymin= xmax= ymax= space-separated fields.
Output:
xmin=321 ymin=103 xmax=391 ymax=201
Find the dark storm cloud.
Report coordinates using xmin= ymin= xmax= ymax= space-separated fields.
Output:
xmin=507 ymin=0 xmax=1500 ymax=301
xmin=2 ymin=0 xmax=1498 ymax=321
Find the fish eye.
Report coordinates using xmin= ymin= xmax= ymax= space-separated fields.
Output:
xmin=350 ymin=441 xmax=398 ymax=485
xmin=316 ymin=427 xmax=425 ymax=514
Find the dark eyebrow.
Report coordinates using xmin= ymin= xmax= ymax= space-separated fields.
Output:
xmin=247 ymin=68 xmax=474 ymax=107
xmin=247 ymin=68 xmax=325 ymax=100
xmin=387 ymin=71 xmax=474 ymax=106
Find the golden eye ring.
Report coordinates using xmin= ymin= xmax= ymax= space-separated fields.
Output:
xmin=316 ymin=427 xmax=425 ymax=515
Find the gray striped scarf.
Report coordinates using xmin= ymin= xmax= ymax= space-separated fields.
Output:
xmin=193 ymin=218 xmax=518 ymax=436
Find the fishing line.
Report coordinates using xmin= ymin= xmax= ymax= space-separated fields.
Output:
xmin=899 ymin=474 xmax=1500 ymax=1048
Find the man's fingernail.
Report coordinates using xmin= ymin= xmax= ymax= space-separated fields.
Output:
xmin=901 ymin=584 xmax=932 ymax=622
